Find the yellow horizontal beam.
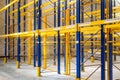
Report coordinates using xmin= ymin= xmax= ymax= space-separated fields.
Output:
xmin=0 ymin=0 xmax=18 ymax=12
xmin=10 ymin=3 xmax=120 ymax=22
xmin=68 ymin=6 xmax=120 ymax=20
xmin=42 ymin=0 xmax=99 ymax=14
xmin=10 ymin=0 xmax=38 ymax=14
xmin=8 ymin=0 xmax=99 ymax=16
xmin=0 ymin=18 xmax=120 ymax=38
xmin=9 ymin=0 xmax=71 ymax=15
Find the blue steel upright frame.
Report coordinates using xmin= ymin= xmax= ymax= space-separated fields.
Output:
xmin=4 ymin=0 xmax=8 ymax=63
xmin=81 ymin=0 xmax=84 ymax=72
xmin=65 ymin=0 xmax=67 ymax=13
xmin=17 ymin=0 xmax=21 ymax=68
xmin=109 ymin=0 xmax=112 ymax=19
xmin=34 ymin=0 xmax=37 ymax=67
xmin=108 ymin=28 xmax=113 ymax=80
xmin=57 ymin=0 xmax=61 ymax=74
xmin=54 ymin=2 xmax=56 ymax=65
xmin=101 ymin=0 xmax=105 ymax=79
xmin=69 ymin=0 xmax=72 ymax=24
xmin=37 ymin=0 xmax=42 ymax=76
xmin=81 ymin=32 xmax=84 ymax=71
xmin=76 ymin=0 xmax=81 ymax=80
xmin=8 ymin=0 xmax=10 ymax=59
xmin=12 ymin=1 xmax=15 ymax=59
xmin=108 ymin=0 xmax=113 ymax=79
xmin=23 ymin=0 xmax=26 ymax=62
xmin=113 ymin=0 xmax=116 ymax=61
xmin=90 ymin=0 xmax=94 ymax=61
xmin=91 ymin=34 xmax=94 ymax=61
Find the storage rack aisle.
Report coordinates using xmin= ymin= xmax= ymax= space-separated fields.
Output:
xmin=0 ymin=0 xmax=120 ymax=80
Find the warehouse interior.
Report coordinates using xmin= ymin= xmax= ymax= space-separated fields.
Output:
xmin=0 ymin=0 xmax=120 ymax=80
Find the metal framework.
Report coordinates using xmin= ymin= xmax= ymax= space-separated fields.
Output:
xmin=0 ymin=0 xmax=120 ymax=80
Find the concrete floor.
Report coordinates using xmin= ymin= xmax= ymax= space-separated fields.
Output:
xmin=0 ymin=60 xmax=74 ymax=80
xmin=0 ymin=57 xmax=120 ymax=80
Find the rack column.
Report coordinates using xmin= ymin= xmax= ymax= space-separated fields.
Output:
xmin=90 ymin=0 xmax=94 ymax=63
xmin=43 ymin=16 xmax=47 ymax=69
xmin=12 ymin=0 xmax=15 ymax=59
xmin=27 ymin=18 xmax=32 ymax=65
xmin=76 ymin=0 xmax=81 ymax=80
xmin=34 ymin=0 xmax=37 ymax=67
xmin=53 ymin=2 xmax=56 ymax=65
xmin=57 ymin=0 xmax=61 ymax=74
xmin=101 ymin=0 xmax=105 ymax=79
xmin=81 ymin=0 xmax=84 ymax=72
xmin=65 ymin=8 xmax=70 ymax=75
xmin=81 ymin=32 xmax=84 ymax=72
xmin=107 ymin=28 xmax=113 ymax=80
xmin=23 ymin=0 xmax=26 ymax=62
xmin=16 ymin=0 xmax=21 ymax=69
xmin=37 ymin=0 xmax=42 ymax=77
xmin=8 ymin=0 xmax=10 ymax=59
xmin=4 ymin=0 xmax=8 ymax=64
xmin=107 ymin=0 xmax=113 ymax=79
